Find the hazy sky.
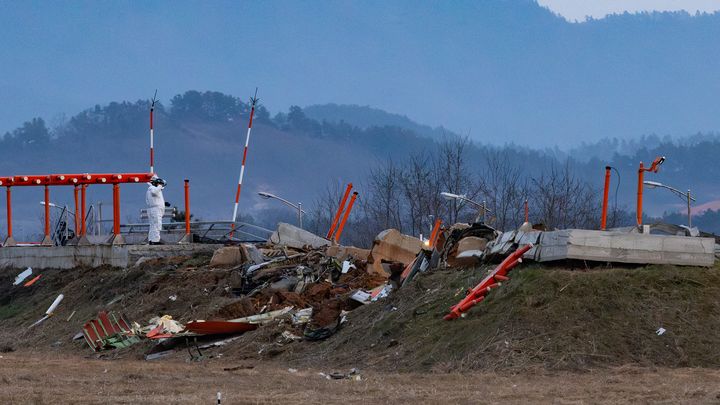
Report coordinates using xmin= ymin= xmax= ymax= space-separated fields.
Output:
xmin=539 ymin=0 xmax=720 ymax=21
xmin=1 ymin=1 xmax=719 ymax=147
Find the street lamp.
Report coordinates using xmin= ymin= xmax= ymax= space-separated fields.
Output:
xmin=440 ymin=192 xmax=491 ymax=223
xmin=643 ymin=181 xmax=696 ymax=228
xmin=258 ymin=191 xmax=305 ymax=228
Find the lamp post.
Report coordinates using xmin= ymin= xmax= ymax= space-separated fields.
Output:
xmin=258 ymin=191 xmax=305 ymax=228
xmin=643 ymin=181 xmax=696 ymax=228
xmin=440 ymin=192 xmax=491 ymax=223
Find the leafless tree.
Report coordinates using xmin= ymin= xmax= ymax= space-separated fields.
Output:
xmin=530 ymin=161 xmax=599 ymax=229
xmin=477 ymin=149 xmax=530 ymax=230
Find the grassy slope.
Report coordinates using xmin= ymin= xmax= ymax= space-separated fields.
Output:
xmin=276 ymin=264 xmax=720 ymax=371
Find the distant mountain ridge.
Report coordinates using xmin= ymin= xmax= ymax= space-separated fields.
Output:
xmin=3 ymin=90 xmax=720 ymax=238
xmin=303 ymin=104 xmax=452 ymax=139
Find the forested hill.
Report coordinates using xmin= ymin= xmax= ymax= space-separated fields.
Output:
xmin=2 ymin=90 xmax=720 ymax=238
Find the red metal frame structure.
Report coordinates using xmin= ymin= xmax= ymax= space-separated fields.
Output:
xmin=444 ymin=244 xmax=533 ymax=320
xmin=0 ymin=172 xmax=154 ymax=246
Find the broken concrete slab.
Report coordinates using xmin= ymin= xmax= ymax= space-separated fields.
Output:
xmin=210 ymin=244 xmax=264 ymax=267
xmin=447 ymin=236 xmax=488 ymax=267
xmin=268 ymin=223 xmax=330 ymax=250
xmin=325 ymin=245 xmax=370 ymax=262
xmin=368 ymin=229 xmax=422 ymax=276
xmin=536 ymin=229 xmax=715 ymax=267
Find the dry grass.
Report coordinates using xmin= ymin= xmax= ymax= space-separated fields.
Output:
xmin=2 ymin=352 xmax=720 ymax=404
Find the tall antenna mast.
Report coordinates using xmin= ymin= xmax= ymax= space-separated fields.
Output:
xmin=150 ymin=89 xmax=158 ymax=174
xmin=231 ymin=88 xmax=259 ymax=230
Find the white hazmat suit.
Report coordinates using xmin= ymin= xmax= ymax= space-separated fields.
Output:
xmin=146 ymin=182 xmax=165 ymax=243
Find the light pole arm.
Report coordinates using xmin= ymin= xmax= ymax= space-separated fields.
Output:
xmin=652 ymin=183 xmax=696 ymax=202
xmin=457 ymin=195 xmax=493 ymax=213
xmin=263 ymin=194 xmax=307 ymax=214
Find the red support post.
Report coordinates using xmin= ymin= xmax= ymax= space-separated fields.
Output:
xmin=44 ymin=185 xmax=50 ymax=238
xmin=334 ymin=192 xmax=358 ymax=243
xmin=184 ymin=179 xmax=190 ymax=236
xmin=6 ymin=186 xmax=12 ymax=239
xmin=327 ymin=183 xmax=353 ymax=240
xmin=73 ymin=185 xmax=80 ymax=235
xmin=81 ymin=184 xmax=87 ymax=236
xmin=601 ymin=166 xmax=611 ymax=230
xmin=112 ymin=183 xmax=120 ymax=236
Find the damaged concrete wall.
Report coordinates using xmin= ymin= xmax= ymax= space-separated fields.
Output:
xmin=268 ymin=223 xmax=331 ymax=250
xmin=535 ymin=229 xmax=715 ymax=267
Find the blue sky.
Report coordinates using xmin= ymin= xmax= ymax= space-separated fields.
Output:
xmin=1 ymin=1 xmax=719 ymax=147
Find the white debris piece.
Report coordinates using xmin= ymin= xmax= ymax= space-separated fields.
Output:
xmin=13 ymin=268 xmax=32 ymax=285
xmin=341 ymin=260 xmax=356 ymax=274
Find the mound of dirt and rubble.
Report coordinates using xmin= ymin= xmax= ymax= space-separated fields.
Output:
xmin=224 ymin=263 xmax=720 ymax=372
xmin=0 ymin=251 xmax=720 ymax=371
xmin=1 ymin=223 xmax=719 ymax=373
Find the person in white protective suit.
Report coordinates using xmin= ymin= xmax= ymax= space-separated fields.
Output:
xmin=146 ymin=176 xmax=167 ymax=245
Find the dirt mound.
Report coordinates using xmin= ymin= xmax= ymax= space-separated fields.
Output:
xmin=0 ymin=252 xmax=239 ymax=353
xmin=5 ymin=252 xmax=720 ymax=373
xmin=249 ymin=263 xmax=720 ymax=372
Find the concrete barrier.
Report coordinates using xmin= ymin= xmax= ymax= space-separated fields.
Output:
xmin=0 ymin=244 xmax=223 ymax=270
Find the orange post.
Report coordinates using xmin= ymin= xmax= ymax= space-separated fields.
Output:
xmin=334 ymin=191 xmax=358 ymax=243
xmin=601 ymin=166 xmax=611 ymax=230
xmin=73 ymin=185 xmax=80 ymax=234
xmin=6 ymin=186 xmax=12 ymax=238
xmin=327 ymin=183 xmax=353 ymax=240
xmin=636 ymin=156 xmax=664 ymax=227
xmin=112 ymin=183 xmax=120 ymax=235
xmin=428 ymin=218 xmax=442 ymax=248
xmin=184 ymin=179 xmax=190 ymax=236
xmin=80 ymin=184 xmax=87 ymax=236
xmin=524 ymin=199 xmax=529 ymax=223
xmin=44 ymin=185 xmax=50 ymax=238
xmin=636 ymin=161 xmax=644 ymax=227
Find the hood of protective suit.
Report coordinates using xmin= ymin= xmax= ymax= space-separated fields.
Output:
xmin=146 ymin=184 xmax=165 ymax=208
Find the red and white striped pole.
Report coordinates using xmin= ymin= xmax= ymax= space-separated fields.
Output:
xmin=150 ymin=90 xmax=157 ymax=174
xmin=231 ymin=88 xmax=259 ymax=231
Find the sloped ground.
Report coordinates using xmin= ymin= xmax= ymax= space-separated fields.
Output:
xmin=1 ymin=253 xmax=719 ymax=374
xmin=231 ymin=263 xmax=720 ymax=372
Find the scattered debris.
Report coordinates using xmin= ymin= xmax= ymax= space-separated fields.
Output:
xmin=13 ymin=267 xmax=32 ymax=285
xmin=656 ymin=327 xmax=667 ymax=336
xmin=185 ymin=320 xmax=257 ymax=335
xmin=82 ymin=311 xmax=139 ymax=351
xmin=144 ymin=350 xmax=174 ymax=361
xmin=29 ymin=294 xmax=64 ymax=328
xmin=23 ymin=274 xmax=41 ymax=287
xmin=319 ymin=368 xmax=361 ymax=381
